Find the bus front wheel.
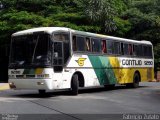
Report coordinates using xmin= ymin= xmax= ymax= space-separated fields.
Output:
xmin=38 ymin=90 xmax=46 ymax=95
xmin=71 ymin=74 xmax=79 ymax=95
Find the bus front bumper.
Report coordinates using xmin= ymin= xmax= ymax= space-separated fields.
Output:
xmin=8 ymin=79 xmax=55 ymax=90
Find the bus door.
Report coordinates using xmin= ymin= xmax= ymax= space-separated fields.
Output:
xmin=53 ymin=41 xmax=64 ymax=72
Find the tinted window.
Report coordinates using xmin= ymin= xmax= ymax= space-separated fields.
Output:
xmin=114 ymin=42 xmax=120 ymax=54
xmin=121 ymin=43 xmax=124 ymax=55
xmin=134 ymin=45 xmax=143 ymax=56
xmin=10 ymin=33 xmax=50 ymax=67
xmin=143 ymin=45 xmax=153 ymax=58
xmin=92 ymin=38 xmax=101 ymax=52
xmin=72 ymin=36 xmax=85 ymax=51
xmin=64 ymin=42 xmax=70 ymax=64
xmin=77 ymin=36 xmax=85 ymax=51
xmin=123 ymin=43 xmax=129 ymax=55
xmin=72 ymin=36 xmax=77 ymax=51
xmin=148 ymin=46 xmax=153 ymax=58
xmin=128 ymin=44 xmax=133 ymax=55
xmin=106 ymin=40 xmax=113 ymax=54
xmin=53 ymin=33 xmax=69 ymax=41
xmin=101 ymin=40 xmax=107 ymax=53
xmin=86 ymin=37 xmax=92 ymax=52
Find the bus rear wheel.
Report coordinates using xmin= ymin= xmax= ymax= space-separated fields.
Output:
xmin=127 ymin=73 xmax=140 ymax=88
xmin=71 ymin=74 xmax=79 ymax=95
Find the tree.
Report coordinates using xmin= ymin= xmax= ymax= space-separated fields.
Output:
xmin=154 ymin=43 xmax=160 ymax=71
xmin=122 ymin=0 xmax=160 ymax=42
xmin=77 ymin=0 xmax=119 ymax=33
xmin=121 ymin=0 xmax=160 ymax=70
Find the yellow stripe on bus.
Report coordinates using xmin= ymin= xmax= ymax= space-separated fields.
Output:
xmin=108 ymin=57 xmax=154 ymax=84
xmin=35 ymin=68 xmax=43 ymax=74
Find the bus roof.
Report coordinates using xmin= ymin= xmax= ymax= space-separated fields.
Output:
xmin=71 ymin=29 xmax=152 ymax=45
xmin=12 ymin=27 xmax=70 ymax=36
xmin=12 ymin=27 xmax=152 ymax=45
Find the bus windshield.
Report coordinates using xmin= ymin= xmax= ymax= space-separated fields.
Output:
xmin=9 ymin=33 xmax=51 ymax=68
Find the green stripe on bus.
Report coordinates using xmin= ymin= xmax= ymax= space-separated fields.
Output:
xmin=88 ymin=55 xmax=117 ymax=85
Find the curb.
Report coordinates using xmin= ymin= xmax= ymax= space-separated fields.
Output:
xmin=149 ymin=79 xmax=160 ymax=82
xmin=0 ymin=84 xmax=10 ymax=91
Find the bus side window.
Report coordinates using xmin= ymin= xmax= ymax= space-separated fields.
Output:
xmin=114 ymin=42 xmax=120 ymax=55
xmin=143 ymin=45 xmax=153 ymax=58
xmin=53 ymin=33 xmax=69 ymax=41
xmin=133 ymin=44 xmax=136 ymax=56
xmin=123 ymin=43 xmax=129 ymax=55
xmin=86 ymin=37 xmax=91 ymax=52
xmin=138 ymin=45 xmax=143 ymax=57
xmin=121 ymin=43 xmax=124 ymax=55
xmin=129 ymin=44 xmax=133 ymax=55
xmin=134 ymin=45 xmax=143 ymax=57
xmin=106 ymin=40 xmax=113 ymax=54
xmin=148 ymin=46 xmax=153 ymax=58
xmin=76 ymin=36 xmax=85 ymax=51
xmin=101 ymin=40 xmax=107 ymax=53
xmin=92 ymin=38 xmax=101 ymax=53
xmin=72 ymin=36 xmax=77 ymax=51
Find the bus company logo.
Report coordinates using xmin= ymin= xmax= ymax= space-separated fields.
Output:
xmin=75 ymin=58 xmax=86 ymax=66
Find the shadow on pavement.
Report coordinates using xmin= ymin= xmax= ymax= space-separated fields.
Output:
xmin=11 ymin=85 xmax=148 ymax=98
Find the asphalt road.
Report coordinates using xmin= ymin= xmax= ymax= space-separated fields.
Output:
xmin=0 ymin=82 xmax=160 ymax=120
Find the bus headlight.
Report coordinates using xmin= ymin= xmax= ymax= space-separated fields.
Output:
xmin=9 ymin=82 xmax=14 ymax=85
xmin=37 ymin=82 xmax=45 ymax=85
xmin=9 ymin=82 xmax=16 ymax=88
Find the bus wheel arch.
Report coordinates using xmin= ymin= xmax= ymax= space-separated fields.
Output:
xmin=127 ymin=70 xmax=141 ymax=88
xmin=70 ymin=71 xmax=85 ymax=95
xmin=71 ymin=71 xmax=85 ymax=87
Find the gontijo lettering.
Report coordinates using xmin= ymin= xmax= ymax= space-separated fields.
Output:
xmin=122 ymin=59 xmax=153 ymax=66
xmin=122 ymin=59 xmax=142 ymax=66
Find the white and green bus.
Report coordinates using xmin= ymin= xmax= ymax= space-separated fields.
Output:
xmin=8 ymin=27 xmax=154 ymax=95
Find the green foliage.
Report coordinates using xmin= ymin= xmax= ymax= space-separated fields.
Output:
xmin=123 ymin=0 xmax=160 ymax=41
xmin=0 ymin=10 xmax=53 ymax=31
xmin=154 ymin=43 xmax=160 ymax=70
xmin=114 ymin=17 xmax=132 ymax=37
xmin=77 ymin=0 xmax=118 ymax=33
xmin=0 ymin=0 xmax=160 ymax=69
xmin=121 ymin=0 xmax=160 ymax=70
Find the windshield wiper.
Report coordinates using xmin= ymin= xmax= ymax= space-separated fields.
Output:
xmin=31 ymin=36 xmax=39 ymax=63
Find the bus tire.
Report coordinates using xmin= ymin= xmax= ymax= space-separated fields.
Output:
xmin=71 ymin=74 xmax=79 ymax=95
xmin=127 ymin=73 xmax=140 ymax=88
xmin=133 ymin=73 xmax=140 ymax=88
xmin=38 ymin=90 xmax=46 ymax=95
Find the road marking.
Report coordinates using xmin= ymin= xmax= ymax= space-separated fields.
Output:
xmin=28 ymin=100 xmax=81 ymax=120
